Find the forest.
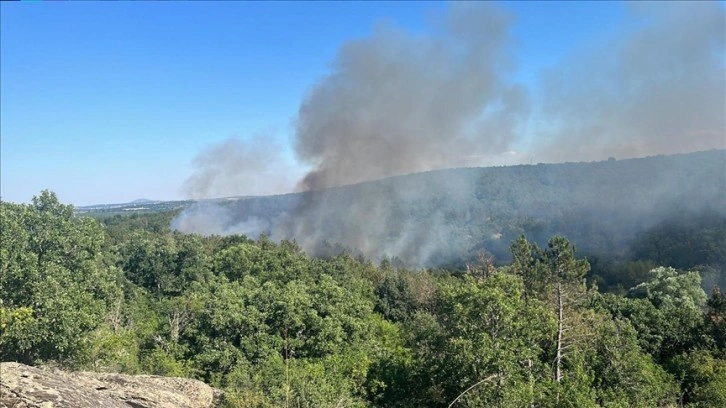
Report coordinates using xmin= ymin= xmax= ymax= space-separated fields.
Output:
xmin=1 ymin=190 xmax=725 ymax=407
xmin=172 ymin=150 xmax=726 ymax=275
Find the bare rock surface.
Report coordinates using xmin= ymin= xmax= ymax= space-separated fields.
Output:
xmin=0 ymin=362 xmax=218 ymax=408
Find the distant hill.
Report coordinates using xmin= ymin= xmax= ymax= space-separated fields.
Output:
xmin=76 ymin=199 xmax=192 ymax=215
xmin=171 ymin=149 xmax=726 ymax=269
xmin=130 ymin=198 xmax=157 ymax=204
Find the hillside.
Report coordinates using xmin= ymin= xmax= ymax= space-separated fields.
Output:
xmin=4 ymin=188 xmax=725 ymax=407
xmin=173 ymin=149 xmax=726 ymax=268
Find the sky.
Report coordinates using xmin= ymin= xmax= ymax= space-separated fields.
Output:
xmin=1 ymin=1 xmax=722 ymax=206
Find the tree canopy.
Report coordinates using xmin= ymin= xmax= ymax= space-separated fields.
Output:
xmin=1 ymin=191 xmax=724 ymax=407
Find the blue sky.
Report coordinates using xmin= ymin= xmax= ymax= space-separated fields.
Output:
xmin=0 ymin=1 xmax=707 ymax=205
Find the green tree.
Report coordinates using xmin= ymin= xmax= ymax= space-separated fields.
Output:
xmin=374 ymin=273 xmax=418 ymax=323
xmin=628 ymin=266 xmax=707 ymax=310
xmin=589 ymin=317 xmax=678 ymax=406
xmin=669 ymin=350 xmax=726 ymax=407
xmin=115 ymin=231 xmax=210 ymax=297
xmin=406 ymin=273 xmax=555 ymax=407
xmin=0 ymin=191 xmax=121 ymax=365
xmin=706 ymin=287 xmax=726 ymax=353
xmin=542 ymin=236 xmax=591 ymax=384
xmin=626 ymin=267 xmax=708 ymax=362
xmin=509 ymin=235 xmax=548 ymax=302
xmin=511 ymin=236 xmax=590 ymax=385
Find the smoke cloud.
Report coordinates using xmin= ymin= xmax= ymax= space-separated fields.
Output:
xmin=535 ymin=2 xmax=725 ymax=162
xmin=171 ymin=200 xmax=271 ymax=237
xmin=174 ymin=2 xmax=725 ymax=266
xmin=265 ymin=2 xmax=528 ymax=264
xmin=183 ymin=135 xmax=297 ymax=199
xmin=295 ymin=2 xmax=527 ymax=191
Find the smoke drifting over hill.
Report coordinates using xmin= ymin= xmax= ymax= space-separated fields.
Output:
xmin=295 ymin=3 xmax=526 ymax=191
xmin=174 ymin=2 xmax=725 ymax=265
xmin=183 ymin=135 xmax=297 ymax=199
xmin=536 ymin=2 xmax=725 ymax=162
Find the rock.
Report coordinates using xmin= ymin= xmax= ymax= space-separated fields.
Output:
xmin=0 ymin=362 xmax=220 ymax=408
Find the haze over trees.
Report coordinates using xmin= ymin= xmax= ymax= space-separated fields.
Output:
xmin=2 ymin=189 xmax=725 ymax=407
xmin=2 ymin=2 xmax=723 ymax=406
xmin=174 ymin=150 xmax=726 ymax=289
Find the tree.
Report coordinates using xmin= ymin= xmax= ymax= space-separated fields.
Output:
xmin=542 ymin=236 xmax=591 ymax=384
xmin=406 ymin=272 xmax=555 ymax=407
xmin=374 ymin=273 xmax=418 ymax=323
xmin=509 ymin=235 xmax=548 ymax=303
xmin=589 ymin=318 xmax=678 ymax=406
xmin=115 ymin=231 xmax=210 ymax=297
xmin=626 ymin=267 xmax=708 ymax=362
xmin=0 ymin=191 xmax=121 ymax=365
xmin=706 ymin=287 xmax=726 ymax=352
xmin=628 ymin=266 xmax=707 ymax=310
xmin=669 ymin=350 xmax=726 ymax=407
xmin=510 ymin=236 xmax=590 ymax=385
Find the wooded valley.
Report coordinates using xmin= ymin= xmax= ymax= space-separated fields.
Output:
xmin=1 ymin=190 xmax=725 ymax=407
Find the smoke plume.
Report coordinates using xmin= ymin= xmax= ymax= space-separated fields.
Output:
xmin=535 ymin=2 xmax=725 ymax=162
xmin=174 ymin=2 xmax=725 ymax=266
xmin=183 ymin=135 xmax=296 ymax=199
xmin=171 ymin=200 xmax=271 ymax=237
xmin=295 ymin=2 xmax=527 ymax=191
xmin=265 ymin=2 xmax=528 ymax=264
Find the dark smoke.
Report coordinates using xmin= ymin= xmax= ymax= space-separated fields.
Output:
xmin=269 ymin=2 xmax=527 ymax=263
xmin=174 ymin=2 xmax=726 ymax=266
xmin=295 ymin=2 xmax=526 ymax=191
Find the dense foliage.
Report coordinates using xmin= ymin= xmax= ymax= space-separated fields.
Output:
xmin=1 ymin=191 xmax=725 ymax=407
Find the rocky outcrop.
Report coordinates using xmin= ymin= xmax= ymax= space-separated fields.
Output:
xmin=0 ymin=362 xmax=220 ymax=408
